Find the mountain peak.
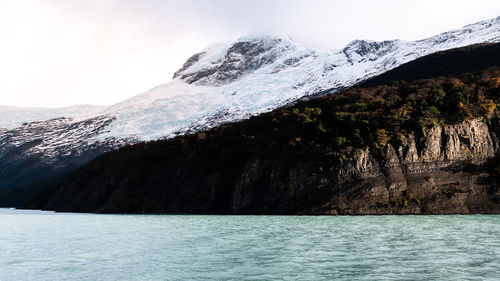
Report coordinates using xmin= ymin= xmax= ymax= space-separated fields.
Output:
xmin=342 ymin=39 xmax=399 ymax=63
xmin=173 ymin=34 xmax=299 ymax=85
xmin=235 ymin=33 xmax=293 ymax=42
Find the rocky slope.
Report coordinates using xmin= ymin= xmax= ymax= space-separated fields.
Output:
xmin=37 ymin=47 xmax=500 ymax=214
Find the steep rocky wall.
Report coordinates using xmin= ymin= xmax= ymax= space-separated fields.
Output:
xmin=324 ymin=119 xmax=500 ymax=214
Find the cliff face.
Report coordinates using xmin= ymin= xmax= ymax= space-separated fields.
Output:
xmin=41 ymin=119 xmax=500 ymax=214
xmin=327 ymin=119 xmax=500 ymax=214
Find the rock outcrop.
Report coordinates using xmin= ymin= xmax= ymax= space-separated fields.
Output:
xmin=327 ymin=119 xmax=499 ymax=215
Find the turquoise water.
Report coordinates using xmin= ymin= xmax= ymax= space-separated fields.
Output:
xmin=0 ymin=209 xmax=499 ymax=281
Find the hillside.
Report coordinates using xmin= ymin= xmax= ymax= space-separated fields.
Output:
xmin=37 ymin=43 xmax=500 ymax=214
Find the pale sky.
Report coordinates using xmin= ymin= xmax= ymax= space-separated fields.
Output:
xmin=0 ymin=0 xmax=499 ymax=108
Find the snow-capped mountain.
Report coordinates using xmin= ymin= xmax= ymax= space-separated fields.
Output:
xmin=0 ymin=16 xmax=499 ymax=205
xmin=102 ymin=16 xmax=500 ymax=140
xmin=5 ymin=16 xmax=500 ymax=153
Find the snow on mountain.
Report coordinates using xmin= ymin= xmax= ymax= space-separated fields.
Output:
xmin=0 ymin=116 xmax=127 ymax=163
xmin=101 ymin=16 xmax=500 ymax=140
xmin=0 ymin=105 xmax=106 ymax=129
xmin=2 ymin=16 xmax=500 ymax=159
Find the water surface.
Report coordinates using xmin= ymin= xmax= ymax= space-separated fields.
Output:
xmin=0 ymin=209 xmax=498 ymax=280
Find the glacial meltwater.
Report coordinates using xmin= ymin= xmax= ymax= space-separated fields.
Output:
xmin=0 ymin=209 xmax=498 ymax=281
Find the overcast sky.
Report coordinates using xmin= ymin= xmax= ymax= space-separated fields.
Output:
xmin=0 ymin=0 xmax=499 ymax=108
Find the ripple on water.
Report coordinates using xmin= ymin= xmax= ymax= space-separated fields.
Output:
xmin=0 ymin=210 xmax=499 ymax=281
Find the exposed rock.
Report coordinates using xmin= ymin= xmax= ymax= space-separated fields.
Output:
xmin=177 ymin=37 xmax=295 ymax=86
xmin=172 ymin=52 xmax=206 ymax=79
xmin=327 ymin=119 xmax=500 ymax=215
xmin=343 ymin=40 xmax=399 ymax=64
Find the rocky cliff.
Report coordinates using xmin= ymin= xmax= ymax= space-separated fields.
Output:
xmin=325 ymin=119 xmax=500 ymax=214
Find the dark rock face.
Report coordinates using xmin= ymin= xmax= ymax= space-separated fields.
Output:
xmin=172 ymin=52 xmax=206 ymax=79
xmin=175 ymin=38 xmax=294 ymax=86
xmin=327 ymin=119 xmax=500 ymax=215
xmin=343 ymin=40 xmax=398 ymax=64
xmin=41 ymin=119 xmax=500 ymax=214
